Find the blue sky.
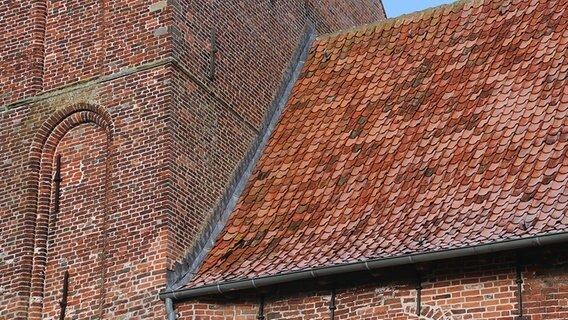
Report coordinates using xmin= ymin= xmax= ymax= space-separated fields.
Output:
xmin=382 ymin=0 xmax=458 ymax=17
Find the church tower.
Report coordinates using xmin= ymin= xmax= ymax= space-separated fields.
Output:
xmin=0 ymin=1 xmax=385 ymax=319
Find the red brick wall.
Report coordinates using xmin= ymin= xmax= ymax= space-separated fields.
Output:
xmin=172 ymin=0 xmax=385 ymax=128
xmin=1 ymin=1 xmax=385 ymax=319
xmin=177 ymin=247 xmax=568 ymax=320
xmin=0 ymin=67 xmax=172 ymax=319
xmin=178 ymin=302 xmax=259 ymax=320
xmin=1 ymin=0 xmax=172 ymax=106
xmin=0 ymin=1 xmax=45 ymax=105
xmin=99 ymin=0 xmax=172 ymax=75
xmin=167 ymin=73 xmax=259 ymax=263
xmin=42 ymin=1 xmax=103 ymax=89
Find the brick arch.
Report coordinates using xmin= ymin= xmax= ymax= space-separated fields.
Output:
xmin=24 ymin=104 xmax=113 ymax=319
xmin=29 ymin=104 xmax=112 ymax=154
xmin=404 ymin=304 xmax=455 ymax=320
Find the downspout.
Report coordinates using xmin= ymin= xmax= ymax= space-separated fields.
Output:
xmin=515 ymin=256 xmax=526 ymax=320
xmin=329 ymin=288 xmax=336 ymax=320
xmin=257 ymin=295 xmax=265 ymax=320
xmin=165 ymin=298 xmax=176 ymax=320
xmin=415 ymin=271 xmax=422 ymax=316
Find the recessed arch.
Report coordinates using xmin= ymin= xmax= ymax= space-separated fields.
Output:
xmin=25 ymin=104 xmax=113 ymax=319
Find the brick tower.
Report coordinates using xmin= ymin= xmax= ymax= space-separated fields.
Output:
xmin=0 ymin=0 xmax=385 ymax=319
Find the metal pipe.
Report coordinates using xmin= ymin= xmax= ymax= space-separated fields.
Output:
xmin=165 ymin=298 xmax=176 ymax=320
xmin=415 ymin=271 xmax=422 ymax=316
xmin=58 ymin=270 xmax=69 ymax=320
xmin=257 ymin=295 xmax=265 ymax=320
xmin=329 ymin=288 xmax=336 ymax=320
xmin=160 ymin=232 xmax=568 ymax=301
xmin=516 ymin=257 xmax=524 ymax=319
xmin=53 ymin=154 xmax=62 ymax=215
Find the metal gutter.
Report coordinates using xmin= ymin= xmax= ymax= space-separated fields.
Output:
xmin=160 ymin=232 xmax=568 ymax=301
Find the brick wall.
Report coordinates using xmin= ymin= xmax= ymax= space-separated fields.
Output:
xmin=171 ymin=0 xmax=385 ymax=128
xmin=0 ymin=67 xmax=172 ymax=319
xmin=0 ymin=1 xmax=44 ymax=105
xmin=177 ymin=246 xmax=568 ymax=320
xmin=0 ymin=1 xmax=385 ymax=319
xmin=42 ymin=1 xmax=103 ymax=89
xmin=0 ymin=0 xmax=172 ymax=107
xmin=167 ymin=70 xmax=259 ymax=263
xmin=34 ymin=123 xmax=108 ymax=319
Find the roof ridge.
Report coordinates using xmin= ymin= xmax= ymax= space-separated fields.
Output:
xmin=316 ymin=0 xmax=484 ymax=42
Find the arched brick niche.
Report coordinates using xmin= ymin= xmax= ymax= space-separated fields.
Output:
xmin=26 ymin=104 xmax=113 ymax=319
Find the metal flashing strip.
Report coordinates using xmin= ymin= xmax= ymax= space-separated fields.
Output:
xmin=160 ymin=232 xmax=568 ymax=301
xmin=166 ymin=23 xmax=317 ymax=290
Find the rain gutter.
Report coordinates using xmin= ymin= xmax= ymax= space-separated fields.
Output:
xmin=160 ymin=232 xmax=568 ymax=301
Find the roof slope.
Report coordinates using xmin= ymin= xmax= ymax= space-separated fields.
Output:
xmin=184 ymin=0 xmax=568 ymax=289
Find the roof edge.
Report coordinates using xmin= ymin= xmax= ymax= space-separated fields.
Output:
xmin=166 ymin=23 xmax=317 ymax=290
xmin=377 ymin=0 xmax=388 ymax=20
xmin=317 ymin=0 xmax=476 ymax=42
xmin=160 ymin=232 xmax=568 ymax=301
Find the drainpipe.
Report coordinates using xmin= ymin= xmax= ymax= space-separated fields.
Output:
xmin=257 ymin=295 xmax=265 ymax=320
xmin=165 ymin=298 xmax=176 ymax=320
xmin=515 ymin=256 xmax=527 ymax=320
xmin=415 ymin=271 xmax=422 ymax=316
xmin=329 ymin=288 xmax=336 ymax=320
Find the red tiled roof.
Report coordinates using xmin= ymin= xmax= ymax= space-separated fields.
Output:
xmin=184 ymin=0 xmax=568 ymax=288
